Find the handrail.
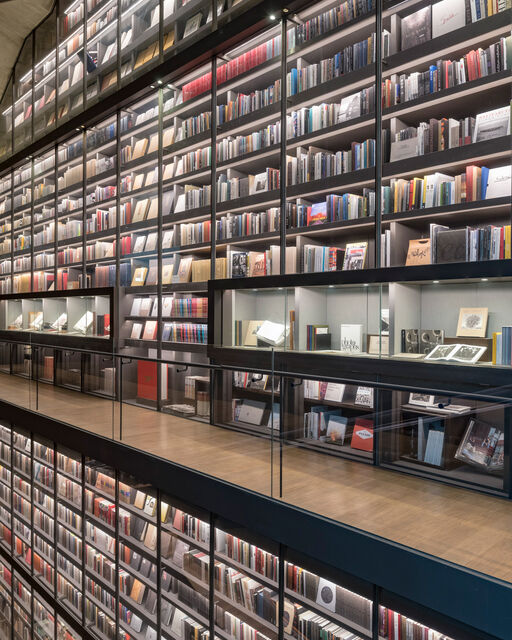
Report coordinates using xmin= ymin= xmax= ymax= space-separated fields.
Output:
xmin=1 ymin=335 xmax=512 ymax=403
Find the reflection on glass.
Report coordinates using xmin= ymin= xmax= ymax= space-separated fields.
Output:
xmin=34 ymin=9 xmax=57 ymax=139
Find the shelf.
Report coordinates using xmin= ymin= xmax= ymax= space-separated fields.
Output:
xmin=288 ymin=167 xmax=376 ymax=199
xmin=384 ymin=11 xmax=512 ymax=76
xmin=384 ymin=136 xmax=512 ymax=180
xmin=382 ymin=70 xmax=511 ymax=122
xmin=284 ymin=588 xmax=372 ymax=640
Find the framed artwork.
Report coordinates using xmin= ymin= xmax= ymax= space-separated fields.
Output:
xmin=456 ymin=307 xmax=488 ymax=338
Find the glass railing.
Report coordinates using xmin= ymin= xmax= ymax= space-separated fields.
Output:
xmin=0 ymin=336 xmax=510 ymax=583
xmin=0 ymin=336 xmax=508 ymax=497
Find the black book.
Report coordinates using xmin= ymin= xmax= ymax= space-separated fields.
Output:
xmin=401 ymin=6 xmax=431 ymax=51
xmin=130 ymin=551 xmax=142 ymax=572
xmin=144 ymin=589 xmax=157 ymax=615
xmin=231 ymin=252 xmax=248 ymax=277
xmin=435 ymin=228 xmax=466 ymax=263
xmin=131 ymin=516 xmax=148 ymax=541
xmin=139 ymin=558 xmax=152 ymax=578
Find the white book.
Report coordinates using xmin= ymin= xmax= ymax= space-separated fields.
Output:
xmin=256 ymin=320 xmax=286 ymax=346
xmin=51 ymin=313 xmax=67 ymax=329
xmin=323 ymin=383 xmax=345 ymax=402
xmin=485 ymin=165 xmax=511 ymax=199
xmin=432 ymin=0 xmax=466 ymax=38
xmin=473 ymin=106 xmax=511 ymax=143
xmin=340 ymin=324 xmax=363 ymax=353
xmin=74 ymin=311 xmax=94 ymax=333
xmin=130 ymin=298 xmax=142 ymax=316
xmin=237 ymin=399 xmax=266 ymax=425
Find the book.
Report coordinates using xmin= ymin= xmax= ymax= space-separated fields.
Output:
xmin=424 ymin=343 xmax=487 ymax=363
xmin=143 ymin=320 xmax=158 ymax=340
xmin=354 ymin=386 xmax=373 ymax=407
xmin=325 ymin=416 xmax=348 ymax=444
xmin=131 ymin=267 xmax=148 ymax=286
xmin=405 ymin=238 xmax=431 ymax=266
xmin=342 ymin=242 xmax=367 ymax=270
xmin=340 ymin=324 xmax=363 ymax=354
xmin=432 ymin=0 xmax=466 ymax=38
xmin=237 ymin=400 xmax=266 ymax=425
xmin=401 ymin=6 xmax=431 ymax=51
xmin=455 ymin=419 xmax=502 ymax=468
xmin=350 ymin=419 xmax=374 ymax=452
xmin=183 ymin=12 xmax=202 ymax=38
xmin=485 ymin=165 xmax=511 ymax=199
xmin=132 ymin=138 xmax=149 ymax=160
xmin=256 ymin=320 xmax=287 ymax=346
xmin=473 ymin=106 xmax=511 ymax=143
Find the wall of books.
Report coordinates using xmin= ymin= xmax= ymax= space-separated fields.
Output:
xmin=0 ymin=0 xmax=509 ymax=313
xmin=0 ymin=0 xmax=259 ymax=158
xmin=0 ymin=420 xmax=482 ymax=640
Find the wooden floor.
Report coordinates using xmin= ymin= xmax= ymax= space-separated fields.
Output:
xmin=2 ymin=373 xmax=512 ymax=584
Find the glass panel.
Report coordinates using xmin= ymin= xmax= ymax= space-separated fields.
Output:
xmin=34 ymin=595 xmax=55 ymax=640
xmin=12 ymin=161 xmax=33 ymax=294
xmin=119 ymin=89 xmax=159 ymax=295
xmin=58 ymin=0 xmax=85 ymax=124
xmin=120 ymin=0 xmax=161 ymax=84
xmin=160 ymin=494 xmax=210 ymax=640
xmin=220 ymin=287 xmax=292 ymax=351
xmin=0 ymin=557 xmax=11 ymax=638
xmin=34 ymin=9 xmax=57 ymax=140
xmin=85 ymin=0 xmax=119 ymax=106
xmin=0 ymin=77 xmax=13 ymax=162
xmin=216 ymin=27 xmax=281 ymax=276
xmin=33 ymin=435 xmax=56 ymax=593
xmin=13 ymin=572 xmax=32 ymax=636
xmin=0 ymin=171 xmax=12 ymax=294
xmin=84 ymin=459 xmax=116 ymax=629
xmin=285 ymin=2 xmax=377 ymax=275
xmin=0 ymin=424 xmax=11 ymax=554
xmin=57 ymin=135 xmax=84 ymax=290
xmin=86 ymin=115 xmax=117 ymax=289
xmin=162 ymin=362 xmax=210 ymax=421
xmin=379 ymin=388 xmax=507 ymax=493
xmin=33 ymin=149 xmax=57 ymax=291
xmin=118 ymin=472 xmax=158 ymax=639
xmin=381 ymin=0 xmax=512 ymax=269
xmin=284 ymin=553 xmax=373 ymax=640
xmin=14 ymin=38 xmax=34 ymax=152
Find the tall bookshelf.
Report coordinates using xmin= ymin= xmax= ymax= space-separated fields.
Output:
xmin=0 ymin=420 xmax=476 ymax=640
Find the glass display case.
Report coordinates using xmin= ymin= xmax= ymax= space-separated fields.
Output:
xmin=0 ymin=291 xmax=112 ymax=339
xmin=214 ymin=274 xmax=512 ymax=369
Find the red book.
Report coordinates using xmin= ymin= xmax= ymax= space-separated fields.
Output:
xmin=350 ymin=419 xmax=374 ymax=452
xmin=137 ymin=361 xmax=158 ymax=401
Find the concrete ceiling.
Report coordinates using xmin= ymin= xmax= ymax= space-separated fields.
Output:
xmin=0 ymin=0 xmax=54 ymax=100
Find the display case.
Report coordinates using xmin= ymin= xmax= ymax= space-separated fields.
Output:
xmin=0 ymin=289 xmax=113 ymax=351
xmin=212 ymin=269 xmax=512 ymax=371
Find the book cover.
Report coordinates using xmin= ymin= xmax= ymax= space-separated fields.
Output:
xmin=350 ymin=419 xmax=374 ymax=451
xmin=340 ymin=324 xmax=363 ymax=353
xmin=307 ymin=202 xmax=327 ymax=226
xmin=137 ymin=361 xmax=158 ymax=401
xmin=401 ymin=6 xmax=431 ymax=51
xmin=432 ymin=0 xmax=466 ymax=38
